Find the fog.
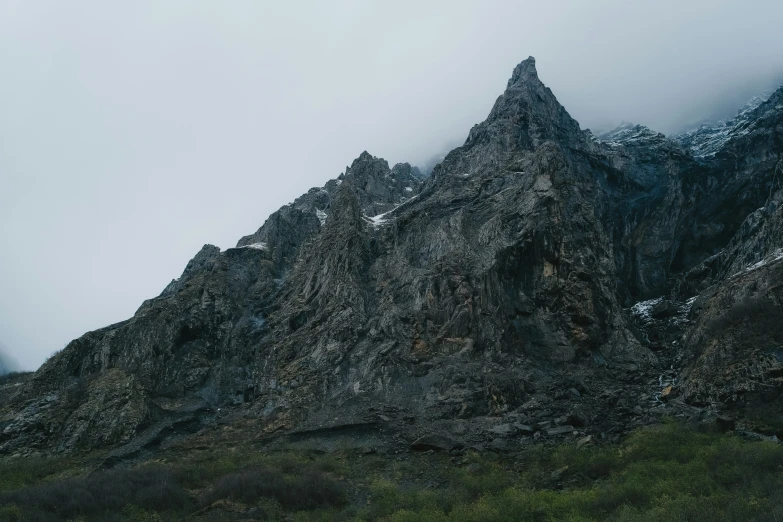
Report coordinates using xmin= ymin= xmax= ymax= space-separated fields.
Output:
xmin=1 ymin=1 xmax=782 ymax=370
xmin=0 ymin=342 xmax=20 ymax=375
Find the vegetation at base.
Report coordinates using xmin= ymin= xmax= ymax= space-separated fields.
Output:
xmin=359 ymin=421 xmax=783 ymax=522
xmin=198 ymin=464 xmax=346 ymax=511
xmin=0 ymin=420 xmax=782 ymax=521
xmin=0 ymin=466 xmax=188 ymax=521
xmin=0 ymin=456 xmax=86 ymax=494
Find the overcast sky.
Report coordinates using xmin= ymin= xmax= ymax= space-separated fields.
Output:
xmin=1 ymin=1 xmax=782 ymax=370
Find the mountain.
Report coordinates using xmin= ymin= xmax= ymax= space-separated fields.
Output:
xmin=672 ymin=89 xmax=777 ymax=159
xmin=2 ymin=57 xmax=782 ymax=459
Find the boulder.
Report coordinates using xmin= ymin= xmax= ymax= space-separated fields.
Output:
xmin=410 ymin=434 xmax=464 ymax=452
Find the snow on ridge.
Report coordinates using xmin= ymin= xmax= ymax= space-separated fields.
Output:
xmin=674 ymin=297 xmax=699 ymax=325
xmin=674 ymin=89 xmax=775 ymax=159
xmin=364 ymin=211 xmax=392 ymax=228
xmin=628 ymin=295 xmax=696 ymax=328
xmin=238 ymin=242 xmax=268 ymax=251
xmin=362 ymin=194 xmax=420 ymax=229
xmin=597 ymin=123 xmax=663 ymax=148
xmin=630 ymin=297 xmax=663 ymax=320
xmin=749 ymin=249 xmax=783 ymax=270
xmin=733 ymin=248 xmax=783 ymax=277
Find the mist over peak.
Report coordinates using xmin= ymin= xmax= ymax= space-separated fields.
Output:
xmin=0 ymin=342 xmax=20 ymax=376
xmin=2 ymin=1 xmax=783 ymax=371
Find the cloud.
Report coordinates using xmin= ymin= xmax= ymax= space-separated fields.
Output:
xmin=0 ymin=342 xmax=21 ymax=375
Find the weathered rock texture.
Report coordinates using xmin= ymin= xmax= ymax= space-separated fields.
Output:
xmin=2 ymin=57 xmax=782 ymax=455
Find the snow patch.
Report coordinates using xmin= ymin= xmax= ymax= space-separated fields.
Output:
xmin=630 ymin=297 xmax=663 ymax=320
xmin=362 ymin=194 xmax=420 ymax=229
xmin=316 ymin=209 xmax=327 ymax=226
xmin=405 ymin=186 xmax=413 ymax=192
xmin=672 ymin=297 xmax=699 ymax=326
xmin=674 ymin=90 xmax=774 ymax=158
xmin=734 ymin=248 xmax=783 ymax=276
xmin=598 ymin=123 xmax=662 ymax=147
xmin=628 ymin=294 xmax=699 ymax=335
xmin=239 ymin=242 xmax=268 ymax=251
xmin=364 ymin=210 xmax=392 ymax=228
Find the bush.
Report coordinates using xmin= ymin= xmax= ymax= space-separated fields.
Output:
xmin=199 ymin=464 xmax=346 ymax=511
xmin=362 ymin=422 xmax=783 ymax=522
xmin=3 ymin=421 xmax=783 ymax=521
xmin=0 ymin=506 xmax=22 ymax=522
xmin=0 ymin=458 xmax=77 ymax=494
xmin=0 ymin=466 xmax=189 ymax=520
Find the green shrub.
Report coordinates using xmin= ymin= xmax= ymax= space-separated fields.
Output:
xmin=199 ymin=464 xmax=346 ymax=511
xmin=0 ymin=457 xmax=78 ymax=493
xmin=371 ymin=422 xmax=783 ymax=522
xmin=0 ymin=465 xmax=189 ymax=520
xmin=0 ymin=506 xmax=22 ymax=522
xmin=2 ymin=421 xmax=783 ymax=521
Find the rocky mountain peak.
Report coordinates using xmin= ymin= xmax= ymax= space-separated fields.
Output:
xmin=598 ymin=123 xmax=663 ymax=146
xmin=437 ymin=56 xmax=585 ymax=179
xmin=673 ymin=86 xmax=783 ymax=159
xmin=507 ymin=55 xmax=538 ymax=88
xmin=337 ymin=151 xmax=423 ymax=216
xmin=491 ymin=56 xmax=582 ymax=147
xmin=344 ymin=151 xmax=390 ymax=184
xmin=391 ymin=162 xmax=426 ymax=181
xmin=3 ymin=57 xmax=783 ymax=464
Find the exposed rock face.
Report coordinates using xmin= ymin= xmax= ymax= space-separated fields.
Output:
xmin=235 ymin=153 xmax=424 ymax=263
xmin=2 ymin=57 xmax=782 ymax=454
xmin=673 ymin=89 xmax=777 ymax=159
xmin=668 ymin=88 xmax=783 ymax=416
xmin=680 ymin=257 xmax=783 ymax=405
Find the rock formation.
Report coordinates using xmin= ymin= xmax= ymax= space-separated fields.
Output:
xmin=2 ymin=57 xmax=782 ymax=456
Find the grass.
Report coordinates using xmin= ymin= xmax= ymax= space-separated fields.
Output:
xmin=359 ymin=421 xmax=783 ymax=522
xmin=0 ymin=456 xmax=86 ymax=494
xmin=0 ymin=420 xmax=782 ymax=521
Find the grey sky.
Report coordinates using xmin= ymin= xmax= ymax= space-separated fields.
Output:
xmin=1 ymin=1 xmax=782 ymax=370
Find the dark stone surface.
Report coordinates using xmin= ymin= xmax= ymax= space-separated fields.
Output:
xmin=2 ymin=58 xmax=782 ymax=456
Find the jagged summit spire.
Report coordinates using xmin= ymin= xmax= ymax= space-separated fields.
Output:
xmin=345 ymin=151 xmax=389 ymax=181
xmin=355 ymin=150 xmax=375 ymax=162
xmin=454 ymin=55 xmax=585 ymax=156
xmin=507 ymin=56 xmax=538 ymax=88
